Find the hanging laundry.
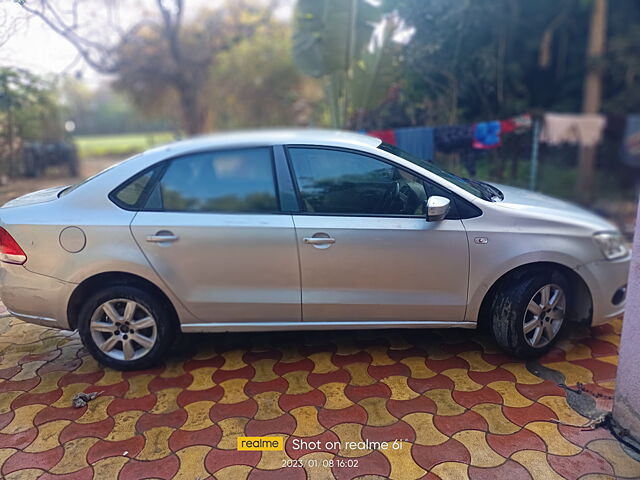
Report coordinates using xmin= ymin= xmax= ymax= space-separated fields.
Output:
xmin=394 ymin=127 xmax=434 ymax=161
xmin=434 ymin=125 xmax=473 ymax=153
xmin=367 ymin=130 xmax=396 ymax=145
xmin=512 ymin=113 xmax=533 ymax=132
xmin=501 ymin=118 xmax=517 ymax=134
xmin=623 ymin=114 xmax=640 ymax=167
xmin=540 ymin=113 xmax=606 ymax=148
xmin=473 ymin=121 xmax=502 ymax=150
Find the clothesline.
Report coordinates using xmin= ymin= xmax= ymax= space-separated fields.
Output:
xmin=362 ymin=113 xmax=533 ymax=176
xmin=363 ymin=113 xmax=610 ymax=161
xmin=361 ymin=112 xmax=627 ymax=190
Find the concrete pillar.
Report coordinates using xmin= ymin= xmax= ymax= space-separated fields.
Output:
xmin=614 ymin=202 xmax=640 ymax=438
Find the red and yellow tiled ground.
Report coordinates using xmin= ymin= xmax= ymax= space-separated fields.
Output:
xmin=0 ymin=314 xmax=638 ymax=479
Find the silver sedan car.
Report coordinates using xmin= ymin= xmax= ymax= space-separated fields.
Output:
xmin=0 ymin=130 xmax=630 ymax=370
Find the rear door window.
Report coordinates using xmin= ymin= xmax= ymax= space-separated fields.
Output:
xmin=146 ymin=148 xmax=279 ymax=213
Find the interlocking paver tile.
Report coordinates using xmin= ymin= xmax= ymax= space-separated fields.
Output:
xmin=453 ymin=430 xmax=506 ymax=467
xmin=587 ymin=439 xmax=640 ymax=478
xmin=318 ymin=404 xmax=367 ymax=429
xmin=524 ymin=421 xmax=582 ymax=455
xmin=0 ymin=313 xmax=637 ymax=478
xmin=547 ymin=450 xmax=614 ymax=480
xmin=468 ymin=459 xmax=533 ymax=479
xmin=511 ymin=449 xmax=566 ymax=480
xmin=471 ymin=403 xmax=520 ymax=434
xmin=403 ymin=412 xmax=448 ymax=446
xmin=412 ymin=438 xmax=471 ymax=471
xmin=430 ymin=461 xmax=469 ymax=479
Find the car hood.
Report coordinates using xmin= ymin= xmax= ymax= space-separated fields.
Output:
xmin=2 ymin=185 xmax=69 ymax=208
xmin=491 ymin=183 xmax=617 ymax=231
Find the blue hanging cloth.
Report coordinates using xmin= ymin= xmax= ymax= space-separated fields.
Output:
xmin=394 ymin=127 xmax=434 ymax=161
xmin=473 ymin=121 xmax=502 ymax=149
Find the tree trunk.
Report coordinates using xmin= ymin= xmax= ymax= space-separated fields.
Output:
xmin=178 ymin=86 xmax=207 ymax=135
xmin=577 ymin=0 xmax=607 ymax=204
xmin=7 ymin=106 xmax=15 ymax=177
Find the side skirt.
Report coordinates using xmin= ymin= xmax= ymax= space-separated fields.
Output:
xmin=180 ymin=320 xmax=477 ymax=333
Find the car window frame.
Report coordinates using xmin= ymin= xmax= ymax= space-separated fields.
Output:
xmin=283 ymin=144 xmax=481 ymax=220
xmin=108 ymin=163 xmax=168 ymax=211
xmin=109 ymin=146 xmax=291 ymax=215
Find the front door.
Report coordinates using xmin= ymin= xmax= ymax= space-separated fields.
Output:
xmin=287 ymin=146 xmax=469 ymax=323
xmin=130 ymin=147 xmax=301 ymax=323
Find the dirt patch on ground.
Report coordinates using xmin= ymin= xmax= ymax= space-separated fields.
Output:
xmin=0 ymin=157 xmax=119 ymax=206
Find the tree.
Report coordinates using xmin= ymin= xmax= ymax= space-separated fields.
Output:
xmin=577 ymin=0 xmax=607 ymax=203
xmin=0 ymin=2 xmax=26 ymax=49
xmin=205 ymin=19 xmax=323 ymax=129
xmin=0 ymin=67 xmax=64 ymax=175
xmin=16 ymin=0 xmax=275 ymax=134
xmin=292 ymin=0 xmax=382 ymax=128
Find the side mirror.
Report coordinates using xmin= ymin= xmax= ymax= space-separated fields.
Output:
xmin=425 ymin=196 xmax=450 ymax=222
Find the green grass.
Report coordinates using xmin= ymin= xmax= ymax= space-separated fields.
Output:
xmin=75 ymin=132 xmax=175 ymax=159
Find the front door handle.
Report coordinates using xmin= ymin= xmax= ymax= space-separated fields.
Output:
xmin=303 ymin=237 xmax=335 ymax=245
xmin=146 ymin=231 xmax=179 ymax=243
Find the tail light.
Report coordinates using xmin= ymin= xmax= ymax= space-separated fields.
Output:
xmin=0 ymin=228 xmax=27 ymax=265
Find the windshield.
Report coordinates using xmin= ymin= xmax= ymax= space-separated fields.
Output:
xmin=378 ymin=143 xmax=501 ymax=201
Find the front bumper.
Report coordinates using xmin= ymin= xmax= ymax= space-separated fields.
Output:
xmin=0 ymin=264 xmax=75 ymax=329
xmin=576 ymin=255 xmax=630 ymax=326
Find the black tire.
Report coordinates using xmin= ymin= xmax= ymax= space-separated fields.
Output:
xmin=77 ymin=285 xmax=177 ymax=370
xmin=490 ymin=269 xmax=569 ymax=358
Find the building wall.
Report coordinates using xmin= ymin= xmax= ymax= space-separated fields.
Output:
xmin=614 ymin=203 xmax=640 ymax=438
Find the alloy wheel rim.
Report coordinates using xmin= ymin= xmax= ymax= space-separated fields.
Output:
xmin=523 ymin=283 xmax=566 ymax=348
xmin=90 ymin=298 xmax=157 ymax=361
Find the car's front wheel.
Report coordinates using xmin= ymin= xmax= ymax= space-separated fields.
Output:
xmin=78 ymin=285 xmax=176 ymax=370
xmin=490 ymin=270 xmax=568 ymax=357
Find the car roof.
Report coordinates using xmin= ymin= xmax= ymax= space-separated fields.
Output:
xmin=145 ymin=128 xmax=382 ymax=156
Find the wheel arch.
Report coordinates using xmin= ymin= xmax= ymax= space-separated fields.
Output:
xmin=67 ymin=271 xmax=180 ymax=330
xmin=476 ymin=261 xmax=593 ymax=330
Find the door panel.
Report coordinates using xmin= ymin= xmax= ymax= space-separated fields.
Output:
xmin=286 ymin=146 xmax=469 ymax=323
xmin=131 ymin=212 xmax=301 ymax=323
xmin=125 ymin=147 xmax=302 ymax=324
xmin=293 ymin=215 xmax=469 ymax=322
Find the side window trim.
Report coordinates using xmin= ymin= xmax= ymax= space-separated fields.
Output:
xmin=284 ymin=144 xmax=480 ymax=219
xmin=273 ymin=145 xmax=300 ymax=213
xmin=137 ymin=162 xmax=168 ymax=211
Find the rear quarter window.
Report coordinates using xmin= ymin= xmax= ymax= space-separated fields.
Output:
xmin=110 ymin=168 xmax=158 ymax=209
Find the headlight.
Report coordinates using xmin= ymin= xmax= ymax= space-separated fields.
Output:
xmin=593 ymin=232 xmax=629 ymax=260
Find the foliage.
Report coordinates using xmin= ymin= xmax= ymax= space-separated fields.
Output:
xmin=206 ymin=19 xmax=323 ymax=129
xmin=381 ymin=0 xmax=640 ymax=125
xmin=0 ymin=67 xmax=66 ymax=174
xmin=16 ymin=0 xmax=274 ymax=134
xmin=292 ymin=0 xmax=385 ymax=127
xmin=292 ymin=0 xmax=379 ymax=78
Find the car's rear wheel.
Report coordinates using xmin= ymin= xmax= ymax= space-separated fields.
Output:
xmin=78 ymin=285 xmax=176 ymax=370
xmin=490 ymin=270 xmax=568 ymax=357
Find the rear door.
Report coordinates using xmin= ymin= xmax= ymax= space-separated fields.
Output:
xmin=287 ymin=146 xmax=470 ymax=323
xmin=129 ymin=147 xmax=301 ymax=324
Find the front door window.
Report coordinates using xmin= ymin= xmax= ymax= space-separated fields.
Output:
xmin=288 ymin=147 xmax=427 ymax=216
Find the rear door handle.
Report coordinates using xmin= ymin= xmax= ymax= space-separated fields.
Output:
xmin=146 ymin=231 xmax=179 ymax=243
xmin=303 ymin=237 xmax=335 ymax=245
